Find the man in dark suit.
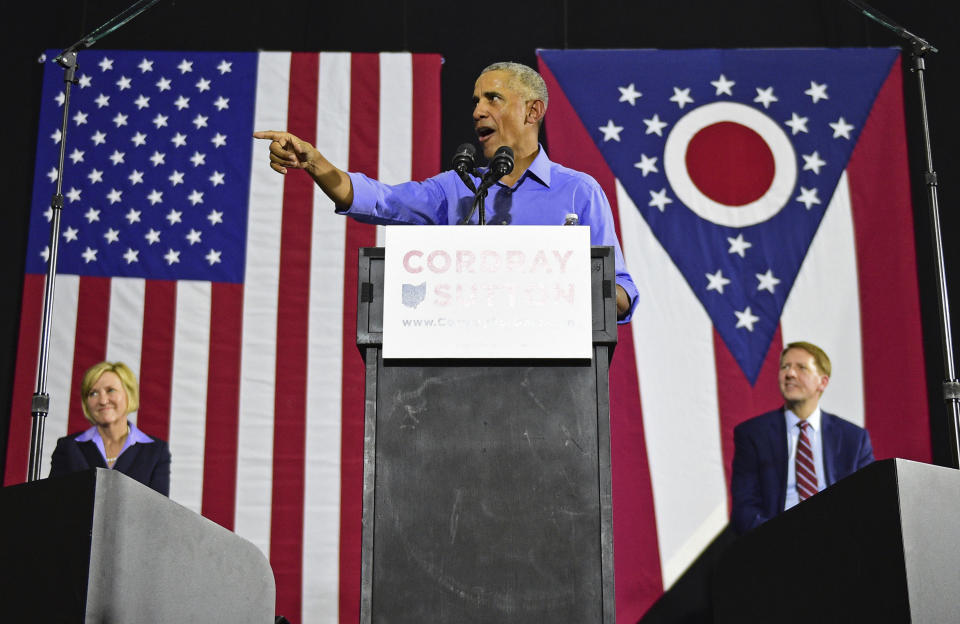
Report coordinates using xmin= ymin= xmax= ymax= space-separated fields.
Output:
xmin=730 ymin=341 xmax=874 ymax=534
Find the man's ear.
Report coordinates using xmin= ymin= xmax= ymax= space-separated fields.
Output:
xmin=817 ymin=374 xmax=830 ymax=395
xmin=526 ymin=99 xmax=546 ymax=125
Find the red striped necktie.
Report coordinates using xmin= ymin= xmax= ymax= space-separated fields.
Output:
xmin=796 ymin=421 xmax=818 ymax=501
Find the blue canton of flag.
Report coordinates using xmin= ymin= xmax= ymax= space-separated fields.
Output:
xmin=539 ymin=48 xmax=900 ymax=383
xmin=28 ymin=50 xmax=257 ymax=283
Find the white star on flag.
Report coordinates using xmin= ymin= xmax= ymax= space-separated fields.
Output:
xmin=753 ymin=86 xmax=778 ymax=108
xmin=123 ymin=247 xmax=139 ymax=263
xmin=618 ymin=83 xmax=642 ymax=105
xmin=802 ymin=151 xmax=826 ymax=174
xmin=705 ymin=269 xmax=731 ymax=294
xmin=734 ymin=306 xmax=760 ymax=331
xmin=599 ymin=120 xmax=624 ymax=142
xmin=795 ymin=186 xmax=822 ymax=209
xmin=727 ymin=233 xmax=752 ymax=257
xmin=829 ymin=117 xmax=854 ymax=139
xmin=669 ymin=87 xmax=694 ymax=109
xmin=643 ymin=114 xmax=668 ymax=136
xmin=755 ymin=269 xmax=781 ymax=293
xmin=784 ymin=113 xmax=808 ymax=135
xmin=711 ymin=74 xmax=735 ymax=96
xmin=633 ymin=154 xmax=658 ymax=177
xmin=648 ymin=188 xmax=673 ymax=212
xmin=805 ymin=81 xmax=829 ymax=103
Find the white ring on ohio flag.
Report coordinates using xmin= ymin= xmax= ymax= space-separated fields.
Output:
xmin=663 ymin=101 xmax=797 ymax=228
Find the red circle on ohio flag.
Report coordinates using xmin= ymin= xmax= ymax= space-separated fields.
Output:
xmin=664 ymin=102 xmax=796 ymax=227
xmin=685 ymin=122 xmax=775 ymax=206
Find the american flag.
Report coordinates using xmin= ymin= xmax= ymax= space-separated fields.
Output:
xmin=7 ymin=50 xmax=442 ymax=623
xmin=539 ymin=48 xmax=931 ymax=619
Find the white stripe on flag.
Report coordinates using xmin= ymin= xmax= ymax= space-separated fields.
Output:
xmin=781 ymin=171 xmax=865 ymax=426
xmin=375 ymin=52 xmax=414 ymax=248
xmin=167 ymin=280 xmax=212 ymax=512
xmin=378 ymin=53 xmax=413 ymax=185
xmin=42 ymin=274 xmax=81 ymax=476
xmin=302 ymin=51 xmax=351 ymax=623
xmin=235 ymin=51 xmax=290 ymax=553
xmin=616 ymin=180 xmax=729 ymax=589
xmin=106 ymin=277 xmax=146 ymax=378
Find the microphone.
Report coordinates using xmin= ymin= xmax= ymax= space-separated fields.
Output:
xmin=478 ymin=146 xmax=514 ymax=192
xmin=451 ymin=143 xmax=477 ymax=193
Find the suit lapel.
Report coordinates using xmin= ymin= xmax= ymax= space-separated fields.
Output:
xmin=770 ymin=409 xmax=788 ymax=513
xmin=77 ymin=440 xmax=106 ymax=469
xmin=821 ymin=411 xmax=837 ymax=485
xmin=114 ymin=443 xmax=143 ymax=474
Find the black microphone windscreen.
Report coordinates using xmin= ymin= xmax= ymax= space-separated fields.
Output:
xmin=452 ymin=143 xmax=477 ymax=173
xmin=492 ymin=146 xmax=514 ymax=176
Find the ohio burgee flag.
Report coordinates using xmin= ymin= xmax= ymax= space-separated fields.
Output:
xmin=538 ymin=48 xmax=930 ymax=619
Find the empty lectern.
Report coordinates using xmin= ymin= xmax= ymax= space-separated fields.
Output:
xmin=0 ymin=468 xmax=275 ymax=622
xmin=713 ymin=458 xmax=960 ymax=623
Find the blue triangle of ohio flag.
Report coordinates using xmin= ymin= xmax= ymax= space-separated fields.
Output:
xmin=539 ymin=48 xmax=900 ymax=383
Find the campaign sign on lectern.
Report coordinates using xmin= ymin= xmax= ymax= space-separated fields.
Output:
xmin=382 ymin=225 xmax=592 ymax=358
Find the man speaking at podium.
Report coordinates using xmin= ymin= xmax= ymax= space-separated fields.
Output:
xmin=730 ymin=341 xmax=875 ymax=534
xmin=254 ymin=61 xmax=638 ymax=322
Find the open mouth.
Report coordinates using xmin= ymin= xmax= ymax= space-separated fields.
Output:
xmin=476 ymin=127 xmax=495 ymax=141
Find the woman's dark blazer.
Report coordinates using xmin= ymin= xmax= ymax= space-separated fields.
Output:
xmin=49 ymin=432 xmax=171 ymax=496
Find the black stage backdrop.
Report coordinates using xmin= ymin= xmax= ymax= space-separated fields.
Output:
xmin=2 ymin=0 xmax=957 ymax=504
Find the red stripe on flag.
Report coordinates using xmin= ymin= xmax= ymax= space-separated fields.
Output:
xmin=538 ymin=55 xmax=664 ymax=620
xmin=714 ymin=327 xmax=784 ymax=499
xmin=410 ymin=54 xmax=442 ymax=182
xmin=339 ymin=52 xmax=380 ymax=624
xmin=201 ymin=282 xmax=244 ymax=530
xmin=846 ymin=57 xmax=931 ymax=462
xmin=4 ymin=274 xmax=45 ymax=485
xmin=68 ymin=276 xmax=111 ymax=434
xmin=138 ymin=280 xmax=176 ymax=440
xmin=271 ymin=51 xmax=319 ymax=619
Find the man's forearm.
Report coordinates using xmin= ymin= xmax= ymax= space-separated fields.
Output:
xmin=305 ymin=153 xmax=354 ymax=207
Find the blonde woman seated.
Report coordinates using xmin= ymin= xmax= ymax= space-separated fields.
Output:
xmin=49 ymin=361 xmax=171 ymax=495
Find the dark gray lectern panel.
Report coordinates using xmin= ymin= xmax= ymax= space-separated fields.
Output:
xmin=373 ymin=362 xmax=605 ymax=623
xmin=714 ymin=458 xmax=960 ymax=624
xmin=0 ymin=468 xmax=275 ymax=623
xmin=357 ymin=247 xmax=617 ymax=624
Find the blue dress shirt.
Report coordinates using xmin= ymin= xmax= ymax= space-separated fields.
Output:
xmin=341 ymin=146 xmax=639 ymax=322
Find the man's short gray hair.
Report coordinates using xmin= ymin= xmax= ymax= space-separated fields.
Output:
xmin=480 ymin=61 xmax=549 ymax=110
